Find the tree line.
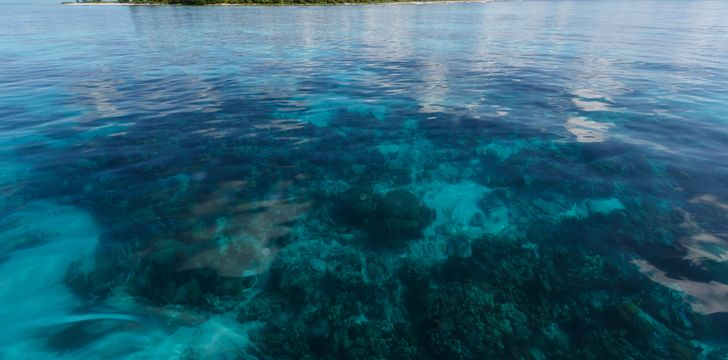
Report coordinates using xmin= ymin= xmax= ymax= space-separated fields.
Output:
xmin=118 ymin=0 xmax=430 ymax=4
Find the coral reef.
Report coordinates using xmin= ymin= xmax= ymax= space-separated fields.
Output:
xmin=37 ymin=103 xmax=726 ymax=358
xmin=338 ymin=187 xmax=434 ymax=248
xmin=5 ymin=27 xmax=727 ymax=358
xmin=232 ymin=234 xmax=717 ymax=360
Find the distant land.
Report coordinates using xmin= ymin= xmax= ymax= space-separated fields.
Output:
xmin=63 ymin=0 xmax=486 ymax=5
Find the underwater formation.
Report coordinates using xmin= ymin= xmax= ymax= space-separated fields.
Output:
xmin=2 ymin=1 xmax=728 ymax=359
xmin=29 ymin=80 xmax=728 ymax=359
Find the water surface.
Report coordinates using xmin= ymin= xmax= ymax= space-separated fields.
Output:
xmin=1 ymin=1 xmax=728 ymax=359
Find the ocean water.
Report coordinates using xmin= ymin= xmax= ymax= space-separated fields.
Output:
xmin=1 ymin=1 xmax=728 ymax=359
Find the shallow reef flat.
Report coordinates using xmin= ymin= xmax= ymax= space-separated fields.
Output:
xmin=2 ymin=0 xmax=728 ymax=359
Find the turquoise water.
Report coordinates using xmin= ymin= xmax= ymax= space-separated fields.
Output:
xmin=2 ymin=1 xmax=728 ymax=358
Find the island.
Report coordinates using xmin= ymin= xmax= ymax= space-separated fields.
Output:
xmin=65 ymin=0 xmax=473 ymax=4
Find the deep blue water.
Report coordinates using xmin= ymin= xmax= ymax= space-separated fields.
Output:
xmin=1 ymin=1 xmax=728 ymax=359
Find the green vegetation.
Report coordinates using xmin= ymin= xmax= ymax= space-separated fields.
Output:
xmin=115 ymin=0 xmax=450 ymax=4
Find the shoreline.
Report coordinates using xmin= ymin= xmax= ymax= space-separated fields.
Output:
xmin=61 ymin=0 xmax=491 ymax=6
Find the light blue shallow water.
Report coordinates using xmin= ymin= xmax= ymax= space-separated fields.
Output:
xmin=1 ymin=1 xmax=728 ymax=359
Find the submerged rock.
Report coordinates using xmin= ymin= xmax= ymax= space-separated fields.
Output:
xmin=373 ymin=189 xmax=435 ymax=245
xmin=338 ymin=187 xmax=377 ymax=225
xmin=381 ymin=189 xmax=422 ymax=219
xmin=147 ymin=239 xmax=185 ymax=267
xmin=337 ymin=188 xmax=434 ymax=248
